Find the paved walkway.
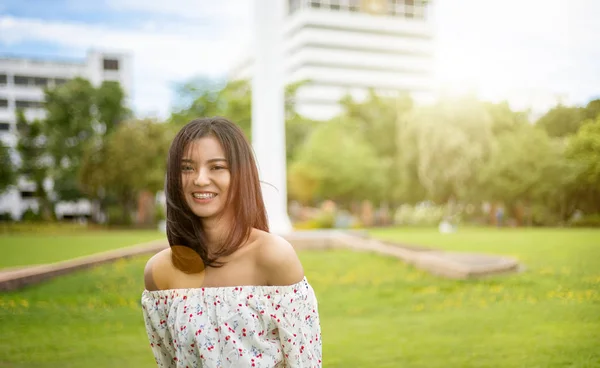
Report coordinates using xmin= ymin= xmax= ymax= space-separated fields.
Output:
xmin=0 ymin=231 xmax=520 ymax=291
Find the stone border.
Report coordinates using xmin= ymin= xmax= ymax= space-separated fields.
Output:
xmin=0 ymin=230 xmax=521 ymax=291
xmin=284 ymin=230 xmax=520 ymax=279
xmin=0 ymin=239 xmax=168 ymax=292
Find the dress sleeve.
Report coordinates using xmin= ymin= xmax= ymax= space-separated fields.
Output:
xmin=141 ymin=292 xmax=177 ymax=368
xmin=270 ymin=280 xmax=323 ymax=367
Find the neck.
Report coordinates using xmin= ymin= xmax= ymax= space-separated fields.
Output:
xmin=201 ymin=212 xmax=233 ymax=250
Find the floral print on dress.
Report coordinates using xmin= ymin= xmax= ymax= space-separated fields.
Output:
xmin=141 ymin=277 xmax=322 ymax=368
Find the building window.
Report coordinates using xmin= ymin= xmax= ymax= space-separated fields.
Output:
xmin=34 ymin=77 xmax=49 ymax=87
xmin=0 ymin=74 xmax=6 ymax=85
xmin=309 ymin=0 xmax=321 ymax=8
xmin=54 ymin=78 xmax=68 ymax=85
xmin=15 ymin=100 xmax=44 ymax=109
xmin=289 ymin=0 xmax=301 ymax=13
xmin=103 ymin=58 xmax=119 ymax=71
xmin=14 ymin=75 xmax=31 ymax=86
xmin=20 ymin=191 xmax=36 ymax=199
xmin=0 ymin=99 xmax=8 ymax=108
xmin=0 ymin=122 xmax=10 ymax=131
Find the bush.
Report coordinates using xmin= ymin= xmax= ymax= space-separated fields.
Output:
xmin=394 ymin=203 xmax=445 ymax=226
xmin=569 ymin=213 xmax=600 ymax=228
xmin=0 ymin=212 xmax=14 ymax=222
xmin=21 ymin=208 xmax=42 ymax=222
xmin=106 ymin=205 xmax=132 ymax=226
xmin=293 ymin=211 xmax=335 ymax=230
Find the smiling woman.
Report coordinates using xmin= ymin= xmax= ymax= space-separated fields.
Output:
xmin=141 ymin=117 xmax=322 ymax=367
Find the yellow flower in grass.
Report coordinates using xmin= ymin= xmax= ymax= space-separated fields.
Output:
xmin=585 ymin=289 xmax=596 ymax=300
xmin=413 ymin=304 xmax=425 ymax=312
xmin=489 ymin=285 xmax=503 ymax=293
xmin=419 ymin=286 xmax=438 ymax=294
xmin=19 ymin=299 xmax=29 ymax=308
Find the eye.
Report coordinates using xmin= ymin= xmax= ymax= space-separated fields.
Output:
xmin=212 ymin=165 xmax=227 ymax=171
xmin=181 ymin=165 xmax=194 ymax=173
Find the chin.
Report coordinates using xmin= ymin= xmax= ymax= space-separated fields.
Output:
xmin=188 ymin=204 xmax=222 ymax=219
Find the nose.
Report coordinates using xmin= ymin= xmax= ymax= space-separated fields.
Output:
xmin=193 ymin=168 xmax=211 ymax=187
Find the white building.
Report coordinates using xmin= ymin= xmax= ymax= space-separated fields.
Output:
xmin=230 ymin=0 xmax=434 ymax=121
xmin=0 ymin=50 xmax=133 ymax=220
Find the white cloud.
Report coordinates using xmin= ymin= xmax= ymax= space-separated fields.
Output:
xmin=103 ymin=0 xmax=251 ymax=23
xmin=0 ymin=10 xmax=252 ymax=119
xmin=432 ymin=0 xmax=600 ymax=112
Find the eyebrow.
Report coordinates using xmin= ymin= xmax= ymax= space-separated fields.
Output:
xmin=181 ymin=158 xmax=227 ymax=164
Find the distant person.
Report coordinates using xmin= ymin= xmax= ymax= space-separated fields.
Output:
xmin=141 ymin=117 xmax=322 ymax=367
xmin=496 ymin=207 xmax=504 ymax=227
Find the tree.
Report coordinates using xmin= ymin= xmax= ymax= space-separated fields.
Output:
xmin=170 ymin=78 xmax=252 ymax=138
xmin=535 ymin=104 xmax=584 ymax=138
xmin=483 ymin=101 xmax=529 ymax=135
xmin=80 ymin=119 xmax=172 ymax=224
xmin=15 ymin=110 xmax=53 ymax=220
xmin=477 ymin=125 xmax=557 ymax=224
xmin=43 ymin=78 xmax=128 ymax=202
xmin=43 ymin=77 xmax=96 ymax=200
xmin=288 ymin=119 xmax=385 ymax=205
xmin=583 ymin=98 xmax=600 ymax=121
xmin=338 ymin=91 xmax=414 ymax=204
xmin=95 ymin=80 xmax=131 ymax=135
xmin=402 ymin=97 xmax=495 ymax=203
xmin=565 ymin=116 xmax=600 ymax=214
xmin=0 ymin=141 xmax=15 ymax=194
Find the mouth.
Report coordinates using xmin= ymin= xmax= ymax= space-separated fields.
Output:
xmin=191 ymin=192 xmax=217 ymax=200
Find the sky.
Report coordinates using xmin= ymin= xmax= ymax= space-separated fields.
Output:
xmin=1 ymin=0 xmax=599 ymax=119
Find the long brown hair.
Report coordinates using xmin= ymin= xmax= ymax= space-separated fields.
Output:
xmin=165 ymin=117 xmax=269 ymax=269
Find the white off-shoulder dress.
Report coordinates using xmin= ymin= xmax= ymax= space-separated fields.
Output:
xmin=141 ymin=277 xmax=322 ymax=367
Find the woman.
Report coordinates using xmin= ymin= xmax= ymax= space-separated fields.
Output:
xmin=141 ymin=117 xmax=322 ymax=367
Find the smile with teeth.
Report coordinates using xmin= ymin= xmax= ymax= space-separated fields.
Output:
xmin=192 ymin=192 xmax=217 ymax=199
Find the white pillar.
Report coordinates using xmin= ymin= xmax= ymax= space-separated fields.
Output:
xmin=251 ymin=0 xmax=292 ymax=235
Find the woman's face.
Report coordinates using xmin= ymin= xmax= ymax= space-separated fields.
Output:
xmin=181 ymin=136 xmax=231 ymax=220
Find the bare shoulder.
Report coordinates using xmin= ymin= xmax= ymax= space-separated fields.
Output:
xmin=144 ymin=247 xmax=172 ymax=291
xmin=254 ymin=229 xmax=304 ymax=286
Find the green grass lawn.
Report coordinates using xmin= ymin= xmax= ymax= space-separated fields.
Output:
xmin=0 ymin=227 xmax=599 ymax=367
xmin=0 ymin=230 xmax=165 ymax=269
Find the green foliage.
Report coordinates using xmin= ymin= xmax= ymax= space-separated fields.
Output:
xmin=80 ymin=119 xmax=172 ymax=225
xmin=565 ymin=117 xmax=600 ymax=187
xmin=583 ymin=98 xmax=600 ymax=120
xmin=478 ymin=125 xmax=553 ymax=204
xmin=170 ymin=78 xmax=252 ymax=138
xmin=564 ymin=117 xmax=600 ymax=214
xmin=20 ymin=208 xmax=42 ymax=222
xmin=43 ymin=78 xmax=128 ymax=202
xmin=569 ymin=213 xmax=600 ymax=228
xmin=0 ymin=212 xmax=14 ymax=222
xmin=535 ymin=104 xmax=584 ymax=138
xmin=339 ymin=92 xmax=414 ymax=204
xmin=402 ymin=97 xmax=495 ymax=202
xmin=0 ymin=141 xmax=15 ymax=194
xmin=289 ymin=119 xmax=386 ymax=204
xmin=15 ymin=109 xmax=53 ymax=220
xmin=96 ymin=81 xmax=131 ymax=135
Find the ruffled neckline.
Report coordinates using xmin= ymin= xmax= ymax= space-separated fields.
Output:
xmin=142 ymin=276 xmax=309 ymax=297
